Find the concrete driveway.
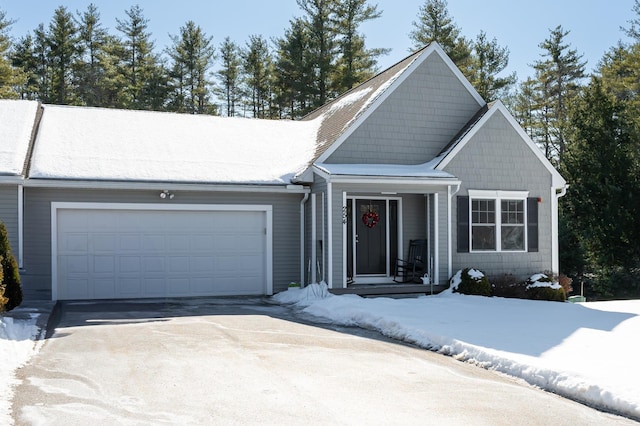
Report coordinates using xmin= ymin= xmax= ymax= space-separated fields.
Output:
xmin=12 ymin=298 xmax=633 ymax=425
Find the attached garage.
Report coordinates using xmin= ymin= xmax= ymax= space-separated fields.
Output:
xmin=52 ymin=203 xmax=273 ymax=300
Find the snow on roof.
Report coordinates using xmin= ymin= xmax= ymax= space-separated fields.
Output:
xmin=315 ymin=161 xmax=456 ymax=179
xmin=29 ymin=105 xmax=321 ymax=184
xmin=0 ymin=100 xmax=39 ymax=176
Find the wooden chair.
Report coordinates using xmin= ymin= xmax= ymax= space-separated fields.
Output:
xmin=393 ymin=239 xmax=428 ymax=283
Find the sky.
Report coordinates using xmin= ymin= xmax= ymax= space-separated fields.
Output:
xmin=0 ymin=0 xmax=635 ymax=82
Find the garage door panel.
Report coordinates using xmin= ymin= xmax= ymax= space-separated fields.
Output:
xmin=57 ymin=208 xmax=267 ymax=300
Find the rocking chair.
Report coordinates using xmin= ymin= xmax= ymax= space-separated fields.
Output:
xmin=393 ymin=239 xmax=428 ymax=283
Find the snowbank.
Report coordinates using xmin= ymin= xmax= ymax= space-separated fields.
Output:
xmin=274 ymin=287 xmax=640 ymax=420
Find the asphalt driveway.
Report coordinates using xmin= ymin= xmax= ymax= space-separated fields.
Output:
xmin=12 ymin=298 xmax=633 ymax=425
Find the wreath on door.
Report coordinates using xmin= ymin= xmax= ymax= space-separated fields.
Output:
xmin=362 ymin=211 xmax=379 ymax=229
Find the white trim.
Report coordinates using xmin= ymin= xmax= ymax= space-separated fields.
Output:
xmin=300 ymin=193 xmax=309 ymax=286
xmin=551 ymin=187 xmax=560 ymax=273
xmin=50 ymin=202 xmax=274 ymax=301
xmin=447 ymin=186 xmax=452 ymax=279
xmin=468 ymin=195 xmax=528 ymax=253
xmin=311 ymin=193 xmax=317 ymax=284
xmin=327 ymin=181 xmax=333 ymax=289
xmin=23 ymin=179 xmax=309 ymax=194
xmin=342 ymin=191 xmax=347 ymax=288
xmin=436 ymin=102 xmax=566 ymax=189
xmin=434 ymin=193 xmax=439 ymax=284
xmin=17 ymin=185 xmax=23 ymax=268
xmin=315 ymin=43 xmax=484 ymax=164
xmin=468 ymin=189 xmax=529 ymax=199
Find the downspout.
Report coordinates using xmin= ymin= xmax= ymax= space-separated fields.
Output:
xmin=18 ymin=184 xmax=24 ymax=269
xmin=447 ymin=183 xmax=461 ymax=280
xmin=300 ymin=192 xmax=309 ymax=287
xmin=552 ymin=184 xmax=568 ymax=273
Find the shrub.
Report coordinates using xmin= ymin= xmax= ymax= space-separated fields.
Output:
xmin=0 ymin=254 xmax=7 ymax=312
xmin=525 ymin=273 xmax=566 ymax=302
xmin=0 ymin=222 xmax=22 ymax=311
xmin=490 ymin=273 xmax=527 ymax=299
xmin=450 ymin=268 xmax=491 ymax=297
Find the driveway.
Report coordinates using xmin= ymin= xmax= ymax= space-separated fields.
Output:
xmin=12 ymin=298 xmax=633 ymax=425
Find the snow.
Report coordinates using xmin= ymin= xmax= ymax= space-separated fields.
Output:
xmin=314 ymin=161 xmax=455 ymax=179
xmin=274 ymin=285 xmax=640 ymax=420
xmin=0 ymin=313 xmax=43 ymax=425
xmin=29 ymin=105 xmax=321 ymax=184
xmin=0 ymin=100 xmax=40 ymax=176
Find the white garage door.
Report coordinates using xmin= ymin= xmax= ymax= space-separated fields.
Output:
xmin=55 ymin=207 xmax=268 ymax=300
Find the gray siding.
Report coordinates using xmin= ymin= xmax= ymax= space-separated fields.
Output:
xmin=22 ymin=187 xmax=304 ymax=300
xmin=326 ymin=53 xmax=482 ymax=165
xmin=443 ymin=111 xmax=554 ymax=280
xmin=0 ymin=185 xmax=19 ymax=262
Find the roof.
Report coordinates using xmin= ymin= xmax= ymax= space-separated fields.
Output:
xmin=29 ymin=105 xmax=320 ymax=184
xmin=0 ymin=100 xmax=39 ymax=176
xmin=314 ymin=161 xmax=456 ymax=180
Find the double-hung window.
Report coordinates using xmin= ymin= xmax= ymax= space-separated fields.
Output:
xmin=467 ymin=191 xmax=528 ymax=252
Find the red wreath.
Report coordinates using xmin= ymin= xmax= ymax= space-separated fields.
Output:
xmin=362 ymin=211 xmax=379 ymax=229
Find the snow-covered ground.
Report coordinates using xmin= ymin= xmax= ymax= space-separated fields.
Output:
xmin=0 ymin=311 xmax=43 ymax=425
xmin=274 ymin=284 xmax=640 ymax=420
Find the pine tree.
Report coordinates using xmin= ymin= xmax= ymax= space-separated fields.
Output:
xmin=241 ymin=34 xmax=272 ymax=118
xmin=332 ymin=0 xmax=387 ymax=93
xmin=11 ymin=34 xmax=40 ymax=99
xmin=115 ymin=5 xmax=161 ymax=109
xmin=466 ymin=31 xmax=515 ymax=101
xmin=562 ymin=78 xmax=640 ymax=296
xmin=409 ymin=0 xmax=471 ymax=67
xmin=75 ymin=3 xmax=110 ymax=106
xmin=532 ymin=25 xmax=586 ymax=165
xmin=32 ymin=23 xmax=53 ymax=102
xmin=48 ymin=6 xmax=79 ymax=105
xmin=297 ymin=0 xmax=338 ymax=107
xmin=0 ymin=9 xmax=22 ymax=99
xmin=167 ymin=21 xmax=216 ymax=114
xmin=0 ymin=221 xmax=22 ymax=312
xmin=215 ymin=37 xmax=242 ymax=117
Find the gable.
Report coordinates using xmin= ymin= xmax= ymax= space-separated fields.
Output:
xmin=442 ymin=109 xmax=554 ymax=194
xmin=323 ymin=49 xmax=484 ymax=165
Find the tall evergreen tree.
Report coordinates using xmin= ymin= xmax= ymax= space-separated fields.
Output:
xmin=466 ymin=31 xmax=516 ymax=101
xmin=241 ymin=35 xmax=272 ymax=118
xmin=215 ymin=37 xmax=242 ymax=117
xmin=297 ymin=0 xmax=338 ymax=107
xmin=0 ymin=9 xmax=22 ymax=99
xmin=32 ymin=23 xmax=53 ymax=102
xmin=332 ymin=0 xmax=387 ymax=93
xmin=115 ymin=5 xmax=161 ymax=109
xmin=562 ymin=78 xmax=640 ymax=296
xmin=409 ymin=0 xmax=470 ymax=67
xmin=0 ymin=221 xmax=22 ymax=312
xmin=167 ymin=21 xmax=216 ymax=114
xmin=75 ymin=3 xmax=110 ymax=106
xmin=532 ymin=25 xmax=586 ymax=165
xmin=11 ymin=34 xmax=39 ymax=99
xmin=47 ymin=6 xmax=79 ymax=104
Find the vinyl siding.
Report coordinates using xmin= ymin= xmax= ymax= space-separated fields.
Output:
xmin=0 ymin=185 xmax=19 ymax=262
xmin=22 ymin=187 xmax=304 ymax=300
xmin=325 ymin=53 xmax=483 ymax=165
xmin=443 ymin=110 xmax=554 ymax=279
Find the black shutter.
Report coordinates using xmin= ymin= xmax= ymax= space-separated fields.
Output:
xmin=527 ymin=197 xmax=539 ymax=252
xmin=457 ymin=196 xmax=469 ymax=253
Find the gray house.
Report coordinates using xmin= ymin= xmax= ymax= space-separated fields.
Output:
xmin=0 ymin=43 xmax=566 ymax=301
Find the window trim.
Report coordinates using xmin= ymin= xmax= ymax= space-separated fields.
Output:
xmin=468 ymin=190 xmax=529 ymax=253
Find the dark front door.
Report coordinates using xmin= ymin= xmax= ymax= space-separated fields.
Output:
xmin=355 ymin=199 xmax=387 ymax=275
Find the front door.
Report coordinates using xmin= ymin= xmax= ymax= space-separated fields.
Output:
xmin=356 ymin=199 xmax=387 ymax=275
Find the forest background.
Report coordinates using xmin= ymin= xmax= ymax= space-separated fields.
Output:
xmin=0 ymin=0 xmax=639 ymax=299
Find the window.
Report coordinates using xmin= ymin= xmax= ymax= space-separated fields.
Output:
xmin=463 ymin=191 xmax=530 ymax=253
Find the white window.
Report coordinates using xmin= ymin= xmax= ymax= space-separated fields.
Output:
xmin=469 ymin=190 xmax=528 ymax=252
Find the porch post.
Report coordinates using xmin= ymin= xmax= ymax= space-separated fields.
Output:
xmin=17 ymin=184 xmax=24 ymax=268
xmin=447 ymin=185 xmax=452 ymax=280
xmin=434 ymin=192 xmax=439 ymax=284
xmin=311 ymin=193 xmax=317 ymax=284
xmin=342 ymin=191 xmax=347 ymax=288
xmin=327 ymin=180 xmax=333 ymax=289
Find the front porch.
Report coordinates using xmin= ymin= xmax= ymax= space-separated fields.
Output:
xmin=330 ymin=282 xmax=448 ymax=296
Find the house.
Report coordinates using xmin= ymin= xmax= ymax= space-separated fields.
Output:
xmin=0 ymin=43 xmax=566 ymax=301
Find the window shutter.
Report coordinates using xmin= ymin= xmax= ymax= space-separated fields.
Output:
xmin=527 ymin=197 xmax=539 ymax=252
xmin=457 ymin=196 xmax=469 ymax=253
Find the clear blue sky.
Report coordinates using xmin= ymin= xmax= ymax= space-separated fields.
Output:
xmin=0 ymin=0 xmax=634 ymax=82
